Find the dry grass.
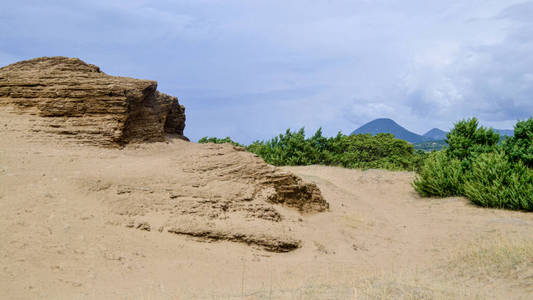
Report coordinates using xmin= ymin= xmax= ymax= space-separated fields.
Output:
xmin=443 ymin=234 xmax=533 ymax=292
xmin=350 ymin=234 xmax=533 ymax=300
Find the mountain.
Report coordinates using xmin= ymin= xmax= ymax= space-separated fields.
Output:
xmin=351 ymin=118 xmax=428 ymax=143
xmin=423 ymin=128 xmax=447 ymax=140
xmin=350 ymin=118 xmax=514 ymax=145
xmin=423 ymin=128 xmax=513 ymax=140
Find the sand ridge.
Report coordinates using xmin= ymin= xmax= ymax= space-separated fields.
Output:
xmin=2 ymin=111 xmax=533 ymax=299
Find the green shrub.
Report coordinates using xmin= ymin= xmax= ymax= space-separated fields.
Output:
xmin=413 ymin=151 xmax=463 ymax=197
xmin=247 ymin=129 xmax=421 ymax=170
xmin=201 ymin=128 xmax=423 ymax=171
xmin=415 ymin=117 xmax=533 ymax=211
xmin=445 ymin=118 xmax=500 ymax=167
xmin=198 ymin=136 xmax=244 ymax=147
xmin=246 ymin=128 xmax=318 ymax=166
xmin=503 ymin=118 xmax=533 ymax=168
xmin=463 ymin=151 xmax=533 ymax=210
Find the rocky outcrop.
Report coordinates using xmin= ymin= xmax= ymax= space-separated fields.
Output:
xmin=0 ymin=57 xmax=329 ymax=252
xmin=0 ymin=56 xmax=186 ymax=146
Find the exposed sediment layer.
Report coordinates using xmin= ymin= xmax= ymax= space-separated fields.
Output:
xmin=0 ymin=56 xmax=186 ymax=146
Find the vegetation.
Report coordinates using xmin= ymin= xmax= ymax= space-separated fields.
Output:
xmin=200 ymin=117 xmax=532 ymax=211
xmin=413 ymin=140 xmax=447 ymax=152
xmin=200 ymin=128 xmax=425 ymax=171
xmin=412 ymin=151 xmax=463 ymax=197
xmin=197 ymin=136 xmax=244 ymax=147
xmin=503 ymin=118 xmax=533 ymax=168
xmin=414 ymin=118 xmax=533 ymax=211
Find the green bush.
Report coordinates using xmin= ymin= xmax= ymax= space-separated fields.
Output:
xmin=463 ymin=151 xmax=533 ymax=210
xmin=198 ymin=136 xmax=244 ymax=147
xmin=201 ymin=128 xmax=424 ymax=171
xmin=248 ymin=129 xmax=421 ymax=170
xmin=247 ymin=128 xmax=318 ymax=166
xmin=413 ymin=151 xmax=463 ymax=197
xmin=503 ymin=118 xmax=533 ymax=168
xmin=415 ymin=117 xmax=533 ymax=211
xmin=445 ymin=118 xmax=500 ymax=166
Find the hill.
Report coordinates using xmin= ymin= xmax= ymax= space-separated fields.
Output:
xmin=351 ymin=118 xmax=428 ymax=143
xmin=351 ymin=119 xmax=514 ymax=145
xmin=423 ymin=128 xmax=447 ymax=140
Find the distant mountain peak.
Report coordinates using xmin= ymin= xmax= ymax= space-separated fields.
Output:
xmin=350 ymin=119 xmax=514 ymax=144
xmin=423 ymin=128 xmax=447 ymax=140
xmin=351 ymin=118 xmax=428 ymax=143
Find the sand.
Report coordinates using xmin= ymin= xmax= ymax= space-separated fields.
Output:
xmin=1 ymin=111 xmax=533 ymax=299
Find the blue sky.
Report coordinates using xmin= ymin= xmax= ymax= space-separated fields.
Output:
xmin=1 ymin=1 xmax=532 ymax=143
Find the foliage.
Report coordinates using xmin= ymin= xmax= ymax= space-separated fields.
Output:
xmin=198 ymin=136 xmax=244 ymax=147
xmin=201 ymin=128 xmax=424 ymax=171
xmin=445 ymin=118 xmax=500 ymax=165
xmin=413 ymin=151 xmax=463 ymax=197
xmin=503 ymin=118 xmax=533 ymax=168
xmin=248 ymin=128 xmax=422 ymax=171
xmin=415 ymin=117 xmax=533 ymax=211
xmin=463 ymin=151 xmax=533 ymax=210
xmin=413 ymin=140 xmax=447 ymax=152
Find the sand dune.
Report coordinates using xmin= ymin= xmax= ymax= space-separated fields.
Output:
xmin=2 ymin=111 xmax=533 ymax=299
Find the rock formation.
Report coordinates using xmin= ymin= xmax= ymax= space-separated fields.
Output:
xmin=0 ymin=56 xmax=186 ymax=146
xmin=0 ymin=57 xmax=329 ymax=252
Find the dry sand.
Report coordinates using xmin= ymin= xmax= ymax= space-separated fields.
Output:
xmin=1 ymin=112 xmax=533 ymax=299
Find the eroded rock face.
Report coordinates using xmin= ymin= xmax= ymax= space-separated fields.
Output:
xmin=0 ymin=57 xmax=329 ymax=252
xmin=0 ymin=56 xmax=186 ymax=146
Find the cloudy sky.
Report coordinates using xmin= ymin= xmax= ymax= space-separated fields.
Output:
xmin=1 ymin=0 xmax=532 ymax=143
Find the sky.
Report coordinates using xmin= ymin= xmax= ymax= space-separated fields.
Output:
xmin=1 ymin=0 xmax=532 ymax=143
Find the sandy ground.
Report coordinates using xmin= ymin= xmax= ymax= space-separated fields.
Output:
xmin=1 ymin=113 xmax=533 ymax=299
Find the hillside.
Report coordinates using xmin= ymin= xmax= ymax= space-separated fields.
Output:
xmin=423 ymin=128 xmax=448 ymax=140
xmin=351 ymin=118 xmax=428 ymax=143
xmin=352 ymin=119 xmax=514 ymax=146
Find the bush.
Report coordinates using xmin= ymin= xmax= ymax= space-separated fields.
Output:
xmin=463 ymin=151 xmax=533 ymax=210
xmin=201 ymin=128 xmax=424 ymax=171
xmin=445 ymin=118 xmax=500 ymax=166
xmin=503 ymin=118 xmax=533 ymax=168
xmin=415 ymin=117 xmax=533 ymax=211
xmin=413 ymin=151 xmax=463 ymax=197
xmin=246 ymin=128 xmax=318 ymax=166
xmin=248 ymin=129 xmax=422 ymax=170
xmin=198 ymin=136 xmax=244 ymax=147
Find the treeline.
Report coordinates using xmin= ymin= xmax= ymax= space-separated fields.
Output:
xmin=199 ymin=128 xmax=426 ymax=171
xmin=413 ymin=118 xmax=533 ymax=211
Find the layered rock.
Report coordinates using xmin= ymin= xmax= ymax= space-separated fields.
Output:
xmin=0 ymin=56 xmax=186 ymax=146
xmin=0 ymin=57 xmax=329 ymax=252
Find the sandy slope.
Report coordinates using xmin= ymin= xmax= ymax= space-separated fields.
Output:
xmin=2 ymin=114 xmax=533 ymax=299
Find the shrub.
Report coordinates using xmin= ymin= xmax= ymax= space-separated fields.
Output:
xmin=445 ymin=118 xmax=500 ymax=167
xmin=201 ymin=128 xmax=423 ymax=171
xmin=463 ymin=151 xmax=533 ymax=210
xmin=247 ymin=128 xmax=318 ymax=166
xmin=413 ymin=151 xmax=463 ymax=197
xmin=198 ymin=136 xmax=244 ymax=147
xmin=503 ymin=118 xmax=533 ymax=168
xmin=415 ymin=117 xmax=533 ymax=211
xmin=247 ymin=129 xmax=421 ymax=170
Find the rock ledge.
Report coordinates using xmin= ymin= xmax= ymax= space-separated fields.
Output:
xmin=0 ymin=56 xmax=186 ymax=146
